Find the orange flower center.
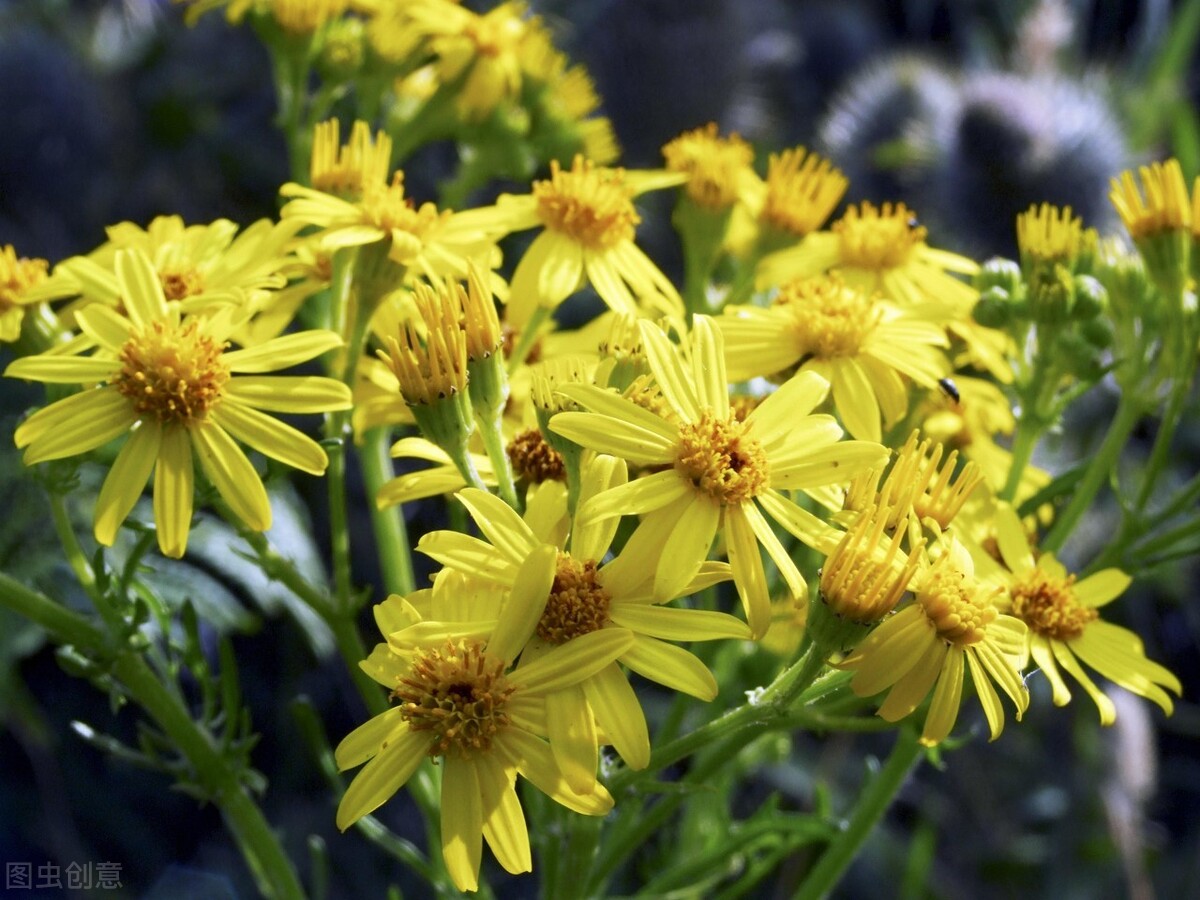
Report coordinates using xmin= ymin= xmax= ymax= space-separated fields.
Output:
xmin=776 ymin=274 xmax=878 ymax=359
xmin=393 ymin=639 xmax=513 ymax=759
xmin=834 ymin=202 xmax=926 ymax=270
xmin=362 ymin=173 xmax=449 ymax=264
xmin=917 ymin=554 xmax=998 ymax=646
xmin=537 ymin=553 xmax=611 ymax=644
xmin=662 ymin=123 xmax=754 ymax=210
xmin=533 ymin=156 xmax=639 ymax=250
xmin=159 ymin=267 xmax=205 ymax=301
xmin=114 ymin=319 xmax=230 ymax=425
xmin=675 ymin=413 xmax=769 ymax=505
xmin=507 ymin=428 xmax=566 ymax=483
xmin=1010 ymin=569 xmax=1097 ymax=641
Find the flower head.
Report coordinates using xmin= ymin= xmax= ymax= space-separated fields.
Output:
xmin=6 ymin=249 xmax=350 ymax=557
xmin=990 ymin=506 xmax=1181 ymax=724
xmin=662 ymin=123 xmax=758 ymax=212
xmin=0 ymin=245 xmax=50 ymax=342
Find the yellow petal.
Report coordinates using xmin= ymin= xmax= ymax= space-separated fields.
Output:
xmin=582 ymin=662 xmax=649 ymax=769
xmin=334 ymin=706 xmax=408 ymax=770
xmin=637 ymin=319 xmax=699 ymax=421
xmin=486 ymin=543 xmax=557 ymax=663
xmin=690 ymin=315 xmax=729 ymax=419
xmin=512 ymin=628 xmax=635 ymax=694
xmin=417 ymin=531 xmax=517 ymax=585
xmin=554 ymin=383 xmax=679 ymax=445
xmin=585 ymin=250 xmax=638 ymax=316
xmin=830 ymin=357 xmax=882 ymax=443
xmin=1030 ymin=638 xmax=1073 ymax=707
xmin=652 ymin=493 xmax=720 ymax=601
xmin=456 ymin=488 xmax=538 ymax=565
xmin=335 ymin=728 xmax=428 ymax=830
xmin=476 ymin=753 xmax=532 ymax=876
xmin=74 ymin=305 xmax=133 ymax=354
xmin=620 ymin=635 xmax=718 ymax=699
xmin=224 ymin=376 xmax=352 ymax=413
xmin=546 ymin=685 xmax=598 ymax=795
xmin=115 ymin=248 xmax=168 ymax=328
xmin=1050 ymin=639 xmax=1115 ymax=725
xmin=497 ymin=729 xmax=614 ymax=816
xmin=994 ymin=504 xmax=1035 ymax=576
xmin=20 ymin=389 xmax=136 ymax=464
xmin=965 ymin=648 xmax=1007 ymax=740
xmin=153 ymin=426 xmax=194 ymax=559
xmin=94 ymin=422 xmax=162 ymax=546
xmin=876 ymin=638 xmax=945 ymax=721
xmin=724 ymin=502 xmax=771 ymax=638
xmin=212 ymin=402 xmax=328 ymax=475
xmin=550 ymin=412 xmax=676 ymax=464
xmin=1073 ymin=569 xmax=1132 ymax=609
xmin=757 ymin=490 xmax=841 ymax=554
xmin=770 ymin=440 xmax=890 ymax=491
xmin=743 ymin=498 xmax=808 ymax=603
xmin=4 ymin=355 xmax=121 ymax=384
xmin=192 ymin=421 xmax=271 ymax=531
xmin=441 ymin=756 xmax=483 ymax=892
xmin=223 ymin=330 xmax=342 ymax=373
xmin=920 ymin=648 xmax=964 ymax=745
xmin=535 ymin=230 xmax=585 ymax=307
xmin=579 ymin=469 xmax=691 ymax=522
xmin=745 ymin=370 xmax=830 ymax=444
xmin=608 ymin=604 xmax=751 ymax=641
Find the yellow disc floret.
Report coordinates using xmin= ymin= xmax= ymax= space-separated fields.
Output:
xmin=114 ymin=319 xmax=230 ymax=425
xmin=916 ymin=552 xmax=1000 ymax=646
xmin=392 ymin=639 xmax=514 ymax=759
xmin=675 ymin=413 xmax=769 ymax=505
xmin=776 ymin=274 xmax=879 ymax=359
xmin=834 ymin=201 xmax=927 ymax=270
xmin=536 ymin=553 xmax=611 ymax=644
xmin=533 ymin=156 xmax=640 ymax=250
xmin=1010 ymin=569 xmax=1097 ymax=641
xmin=662 ymin=123 xmax=755 ymax=211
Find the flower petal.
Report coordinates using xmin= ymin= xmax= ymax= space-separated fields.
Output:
xmin=745 ymin=370 xmax=830 ymax=444
xmin=4 ymin=355 xmax=121 ymax=384
xmin=94 ymin=422 xmax=162 ymax=546
xmin=192 ymin=421 xmax=271 ymax=531
xmin=441 ymin=756 xmax=483 ymax=892
xmin=476 ymin=752 xmax=532 ymax=876
xmin=582 ymin=662 xmax=649 ymax=769
xmin=115 ymin=248 xmax=168 ymax=327
xmin=920 ymin=647 xmax=964 ymax=745
xmin=550 ymin=412 xmax=676 ymax=464
xmin=608 ymin=604 xmax=751 ymax=641
xmin=546 ymin=684 xmax=598 ymax=795
xmin=724 ymin=502 xmax=771 ymax=639
xmin=335 ymin=727 xmax=427 ymax=830
xmin=212 ymin=402 xmax=328 ymax=475
xmin=690 ymin=315 xmax=729 ymax=418
xmin=153 ymin=425 xmax=194 ymax=559
xmin=554 ymin=383 xmax=680 ymax=444
xmin=455 ymin=488 xmax=538 ymax=565
xmin=512 ymin=628 xmax=635 ymax=694
xmin=19 ymin=389 xmax=136 ymax=464
xmin=579 ymin=469 xmax=691 ymax=522
xmin=224 ymin=375 xmax=352 ymax=413
xmin=486 ymin=543 xmax=557 ymax=663
xmin=223 ymin=330 xmax=342 ymax=373
xmin=334 ymin=706 xmax=409 ymax=771
xmin=620 ymin=634 xmax=717 ymax=699
xmin=498 ymin=729 xmax=614 ymax=816
xmin=653 ymin=493 xmax=720 ymax=601
xmin=637 ymin=319 xmax=699 ymax=421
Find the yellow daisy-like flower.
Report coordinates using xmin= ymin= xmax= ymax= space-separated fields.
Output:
xmin=662 ymin=123 xmax=759 ymax=212
xmin=5 ymin=249 xmax=351 ymax=558
xmin=417 ymin=475 xmax=746 ymax=788
xmin=0 ymin=245 xmax=51 ymax=342
xmin=458 ymin=155 xmax=687 ymax=328
xmin=548 ymin=316 xmax=888 ymax=637
xmin=717 ymin=274 xmax=950 ymax=441
xmin=990 ymin=505 xmax=1181 ymax=725
xmin=280 ymin=162 xmax=500 ymax=281
xmin=406 ymin=0 xmax=541 ymax=121
xmin=336 ymin=546 xmax=631 ymax=892
xmin=842 ymin=537 xmax=1029 ymax=746
xmin=1109 ymin=158 xmax=1191 ymax=241
xmin=755 ymin=147 xmax=848 ymax=243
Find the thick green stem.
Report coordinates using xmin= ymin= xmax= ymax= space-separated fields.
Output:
xmin=1042 ymin=396 xmax=1143 ymax=554
xmin=1134 ymin=352 xmax=1198 ymax=512
xmin=0 ymin=574 xmax=305 ymax=900
xmin=794 ymin=727 xmax=923 ymax=900
xmin=998 ymin=412 xmax=1044 ymax=504
xmin=359 ymin=428 xmax=416 ymax=597
xmin=476 ymin=415 xmax=520 ymax=511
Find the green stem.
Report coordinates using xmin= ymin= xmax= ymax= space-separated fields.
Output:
xmin=794 ymin=727 xmax=923 ymax=900
xmin=48 ymin=492 xmax=98 ymax=599
xmin=998 ymin=412 xmax=1044 ymax=503
xmin=359 ymin=428 xmax=416 ymax=597
xmin=1042 ymin=395 xmax=1143 ymax=554
xmin=476 ymin=415 xmax=520 ymax=511
xmin=507 ymin=306 xmax=550 ymax=374
xmin=1134 ymin=353 xmax=1198 ymax=512
xmin=0 ymin=574 xmax=305 ymax=900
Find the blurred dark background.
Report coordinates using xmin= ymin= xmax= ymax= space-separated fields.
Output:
xmin=0 ymin=1 xmax=1198 ymax=897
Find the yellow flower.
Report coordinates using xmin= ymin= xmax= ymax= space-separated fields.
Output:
xmin=336 ymin=546 xmax=631 ymax=892
xmin=842 ymin=537 xmax=1029 ymax=745
xmin=755 ymin=147 xmax=848 ymax=243
xmin=662 ymin=123 xmax=759 ymax=212
xmin=1109 ymin=158 xmax=1191 ymax=241
xmin=0 ymin=245 xmax=51 ymax=342
xmin=280 ymin=161 xmax=500 ymax=281
xmin=309 ymin=118 xmax=393 ymax=200
xmin=548 ymin=316 xmax=888 ymax=637
xmin=717 ymin=274 xmax=950 ymax=441
xmin=417 ymin=471 xmax=746 ymax=787
xmin=458 ymin=155 xmax=687 ymax=328
xmin=5 ymin=249 xmax=351 ymax=558
xmin=991 ymin=505 xmax=1181 ymax=724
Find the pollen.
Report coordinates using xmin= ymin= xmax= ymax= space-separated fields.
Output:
xmin=392 ymin=639 xmax=514 ymax=759
xmin=775 ymin=274 xmax=878 ymax=359
xmin=834 ymin=201 xmax=927 ymax=270
xmin=1010 ymin=569 xmax=1098 ymax=641
xmin=916 ymin=552 xmax=1000 ymax=647
xmin=114 ymin=319 xmax=230 ymax=425
xmin=311 ymin=119 xmax=393 ymax=200
xmin=0 ymin=245 xmax=48 ymax=309
xmin=533 ymin=156 xmax=640 ymax=250
xmin=159 ymin=267 xmax=205 ymax=301
xmin=536 ymin=553 xmax=612 ymax=644
xmin=507 ymin=428 xmax=565 ymax=483
xmin=662 ymin=123 xmax=755 ymax=211
xmin=675 ymin=412 xmax=769 ymax=505
xmin=760 ymin=147 xmax=848 ymax=238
